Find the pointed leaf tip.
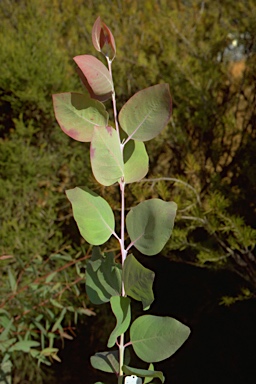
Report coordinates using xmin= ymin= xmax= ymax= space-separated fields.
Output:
xmin=92 ymin=16 xmax=116 ymax=60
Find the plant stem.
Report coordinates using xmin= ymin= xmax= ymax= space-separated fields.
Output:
xmin=108 ymin=56 xmax=127 ymax=381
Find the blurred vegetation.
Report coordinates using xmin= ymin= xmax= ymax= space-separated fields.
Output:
xmin=0 ymin=0 xmax=256 ymax=382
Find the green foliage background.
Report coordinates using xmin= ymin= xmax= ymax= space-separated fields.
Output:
xmin=0 ymin=0 xmax=256 ymax=382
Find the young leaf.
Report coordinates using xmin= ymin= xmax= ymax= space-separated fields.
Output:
xmin=91 ymin=125 xmax=124 ymax=186
xmin=123 ymin=140 xmax=149 ymax=183
xmin=90 ymin=350 xmax=119 ymax=374
xmin=119 ymin=84 xmax=172 ymax=142
xmin=52 ymin=92 xmax=108 ymax=142
xmin=108 ymin=296 xmax=131 ymax=348
xmin=130 ymin=315 xmax=190 ymax=363
xmin=126 ymin=199 xmax=177 ymax=256
xmin=123 ymin=365 xmax=165 ymax=383
xmin=66 ymin=187 xmax=115 ymax=245
xmin=92 ymin=16 xmax=116 ymax=60
xmin=123 ymin=254 xmax=155 ymax=310
xmin=74 ymin=55 xmax=113 ymax=98
xmin=86 ymin=247 xmax=122 ymax=305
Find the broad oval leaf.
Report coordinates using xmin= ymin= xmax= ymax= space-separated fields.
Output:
xmin=123 ymin=365 xmax=164 ymax=383
xmin=123 ymin=254 xmax=154 ymax=310
xmin=126 ymin=199 xmax=177 ymax=256
xmin=108 ymin=296 xmax=131 ymax=348
xmin=74 ymin=55 xmax=113 ymax=98
xmin=66 ymin=187 xmax=115 ymax=245
xmin=86 ymin=247 xmax=122 ymax=305
xmin=52 ymin=93 xmax=108 ymax=142
xmin=130 ymin=315 xmax=191 ymax=363
xmin=91 ymin=126 xmax=124 ymax=186
xmin=119 ymin=84 xmax=172 ymax=142
xmin=123 ymin=140 xmax=149 ymax=183
xmin=92 ymin=16 xmax=116 ymax=60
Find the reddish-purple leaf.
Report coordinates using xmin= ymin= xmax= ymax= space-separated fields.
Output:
xmin=74 ymin=55 xmax=113 ymax=99
xmin=52 ymin=92 xmax=108 ymax=142
xmin=92 ymin=16 xmax=116 ymax=60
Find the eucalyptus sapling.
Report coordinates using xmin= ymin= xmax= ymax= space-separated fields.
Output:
xmin=53 ymin=16 xmax=190 ymax=384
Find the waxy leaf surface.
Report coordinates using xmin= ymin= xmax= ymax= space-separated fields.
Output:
xmin=130 ymin=315 xmax=191 ymax=363
xmin=92 ymin=16 xmax=116 ymax=60
xmin=123 ymin=365 xmax=164 ymax=383
xmin=126 ymin=199 xmax=177 ymax=256
xmin=86 ymin=247 xmax=122 ymax=305
xmin=52 ymin=93 xmax=108 ymax=142
xmin=123 ymin=254 xmax=154 ymax=310
xmin=91 ymin=126 xmax=124 ymax=186
xmin=123 ymin=140 xmax=149 ymax=183
xmin=108 ymin=296 xmax=131 ymax=348
xmin=74 ymin=55 xmax=113 ymax=98
xmin=119 ymin=84 xmax=172 ymax=142
xmin=66 ymin=187 xmax=115 ymax=245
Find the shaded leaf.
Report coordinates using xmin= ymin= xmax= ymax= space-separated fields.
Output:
xmin=92 ymin=16 xmax=116 ymax=60
xmin=91 ymin=126 xmax=124 ymax=186
xmin=123 ymin=254 xmax=154 ymax=310
xmin=74 ymin=55 xmax=113 ymax=98
xmin=130 ymin=315 xmax=190 ymax=363
xmin=123 ymin=365 xmax=164 ymax=383
xmin=91 ymin=350 xmax=119 ymax=374
xmin=126 ymin=199 xmax=177 ymax=256
xmin=119 ymin=84 xmax=172 ymax=142
xmin=66 ymin=187 xmax=115 ymax=245
xmin=123 ymin=140 xmax=149 ymax=183
xmin=108 ymin=296 xmax=131 ymax=348
xmin=52 ymin=92 xmax=108 ymax=142
xmin=86 ymin=247 xmax=122 ymax=304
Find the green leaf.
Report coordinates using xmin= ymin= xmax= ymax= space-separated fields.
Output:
xmin=91 ymin=126 xmax=124 ymax=186
xmin=7 ymin=268 xmax=17 ymax=293
xmin=51 ymin=308 xmax=66 ymax=332
xmin=123 ymin=365 xmax=164 ymax=383
xmin=52 ymin=92 xmax=108 ymax=142
xmin=90 ymin=350 xmax=119 ymax=374
xmin=86 ymin=247 xmax=122 ymax=304
xmin=123 ymin=254 xmax=154 ymax=310
xmin=66 ymin=187 xmax=115 ymax=245
xmin=74 ymin=55 xmax=113 ymax=99
xmin=123 ymin=140 xmax=149 ymax=183
xmin=108 ymin=296 xmax=131 ymax=348
xmin=130 ymin=315 xmax=190 ymax=363
xmin=9 ymin=340 xmax=40 ymax=353
xmin=119 ymin=84 xmax=172 ymax=142
xmin=126 ymin=199 xmax=177 ymax=256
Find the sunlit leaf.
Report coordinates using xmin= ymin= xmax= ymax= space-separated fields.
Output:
xmin=119 ymin=84 xmax=172 ymax=142
xmin=66 ymin=187 xmax=115 ymax=245
xmin=52 ymin=92 xmax=108 ymax=142
xmin=123 ymin=140 xmax=149 ymax=183
xmin=74 ymin=55 xmax=113 ymax=99
xmin=108 ymin=296 xmax=131 ymax=348
xmin=123 ymin=254 xmax=154 ymax=310
xmin=91 ymin=126 xmax=124 ymax=186
xmin=9 ymin=340 xmax=40 ymax=353
xmin=130 ymin=315 xmax=190 ymax=363
xmin=126 ymin=199 xmax=177 ymax=256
